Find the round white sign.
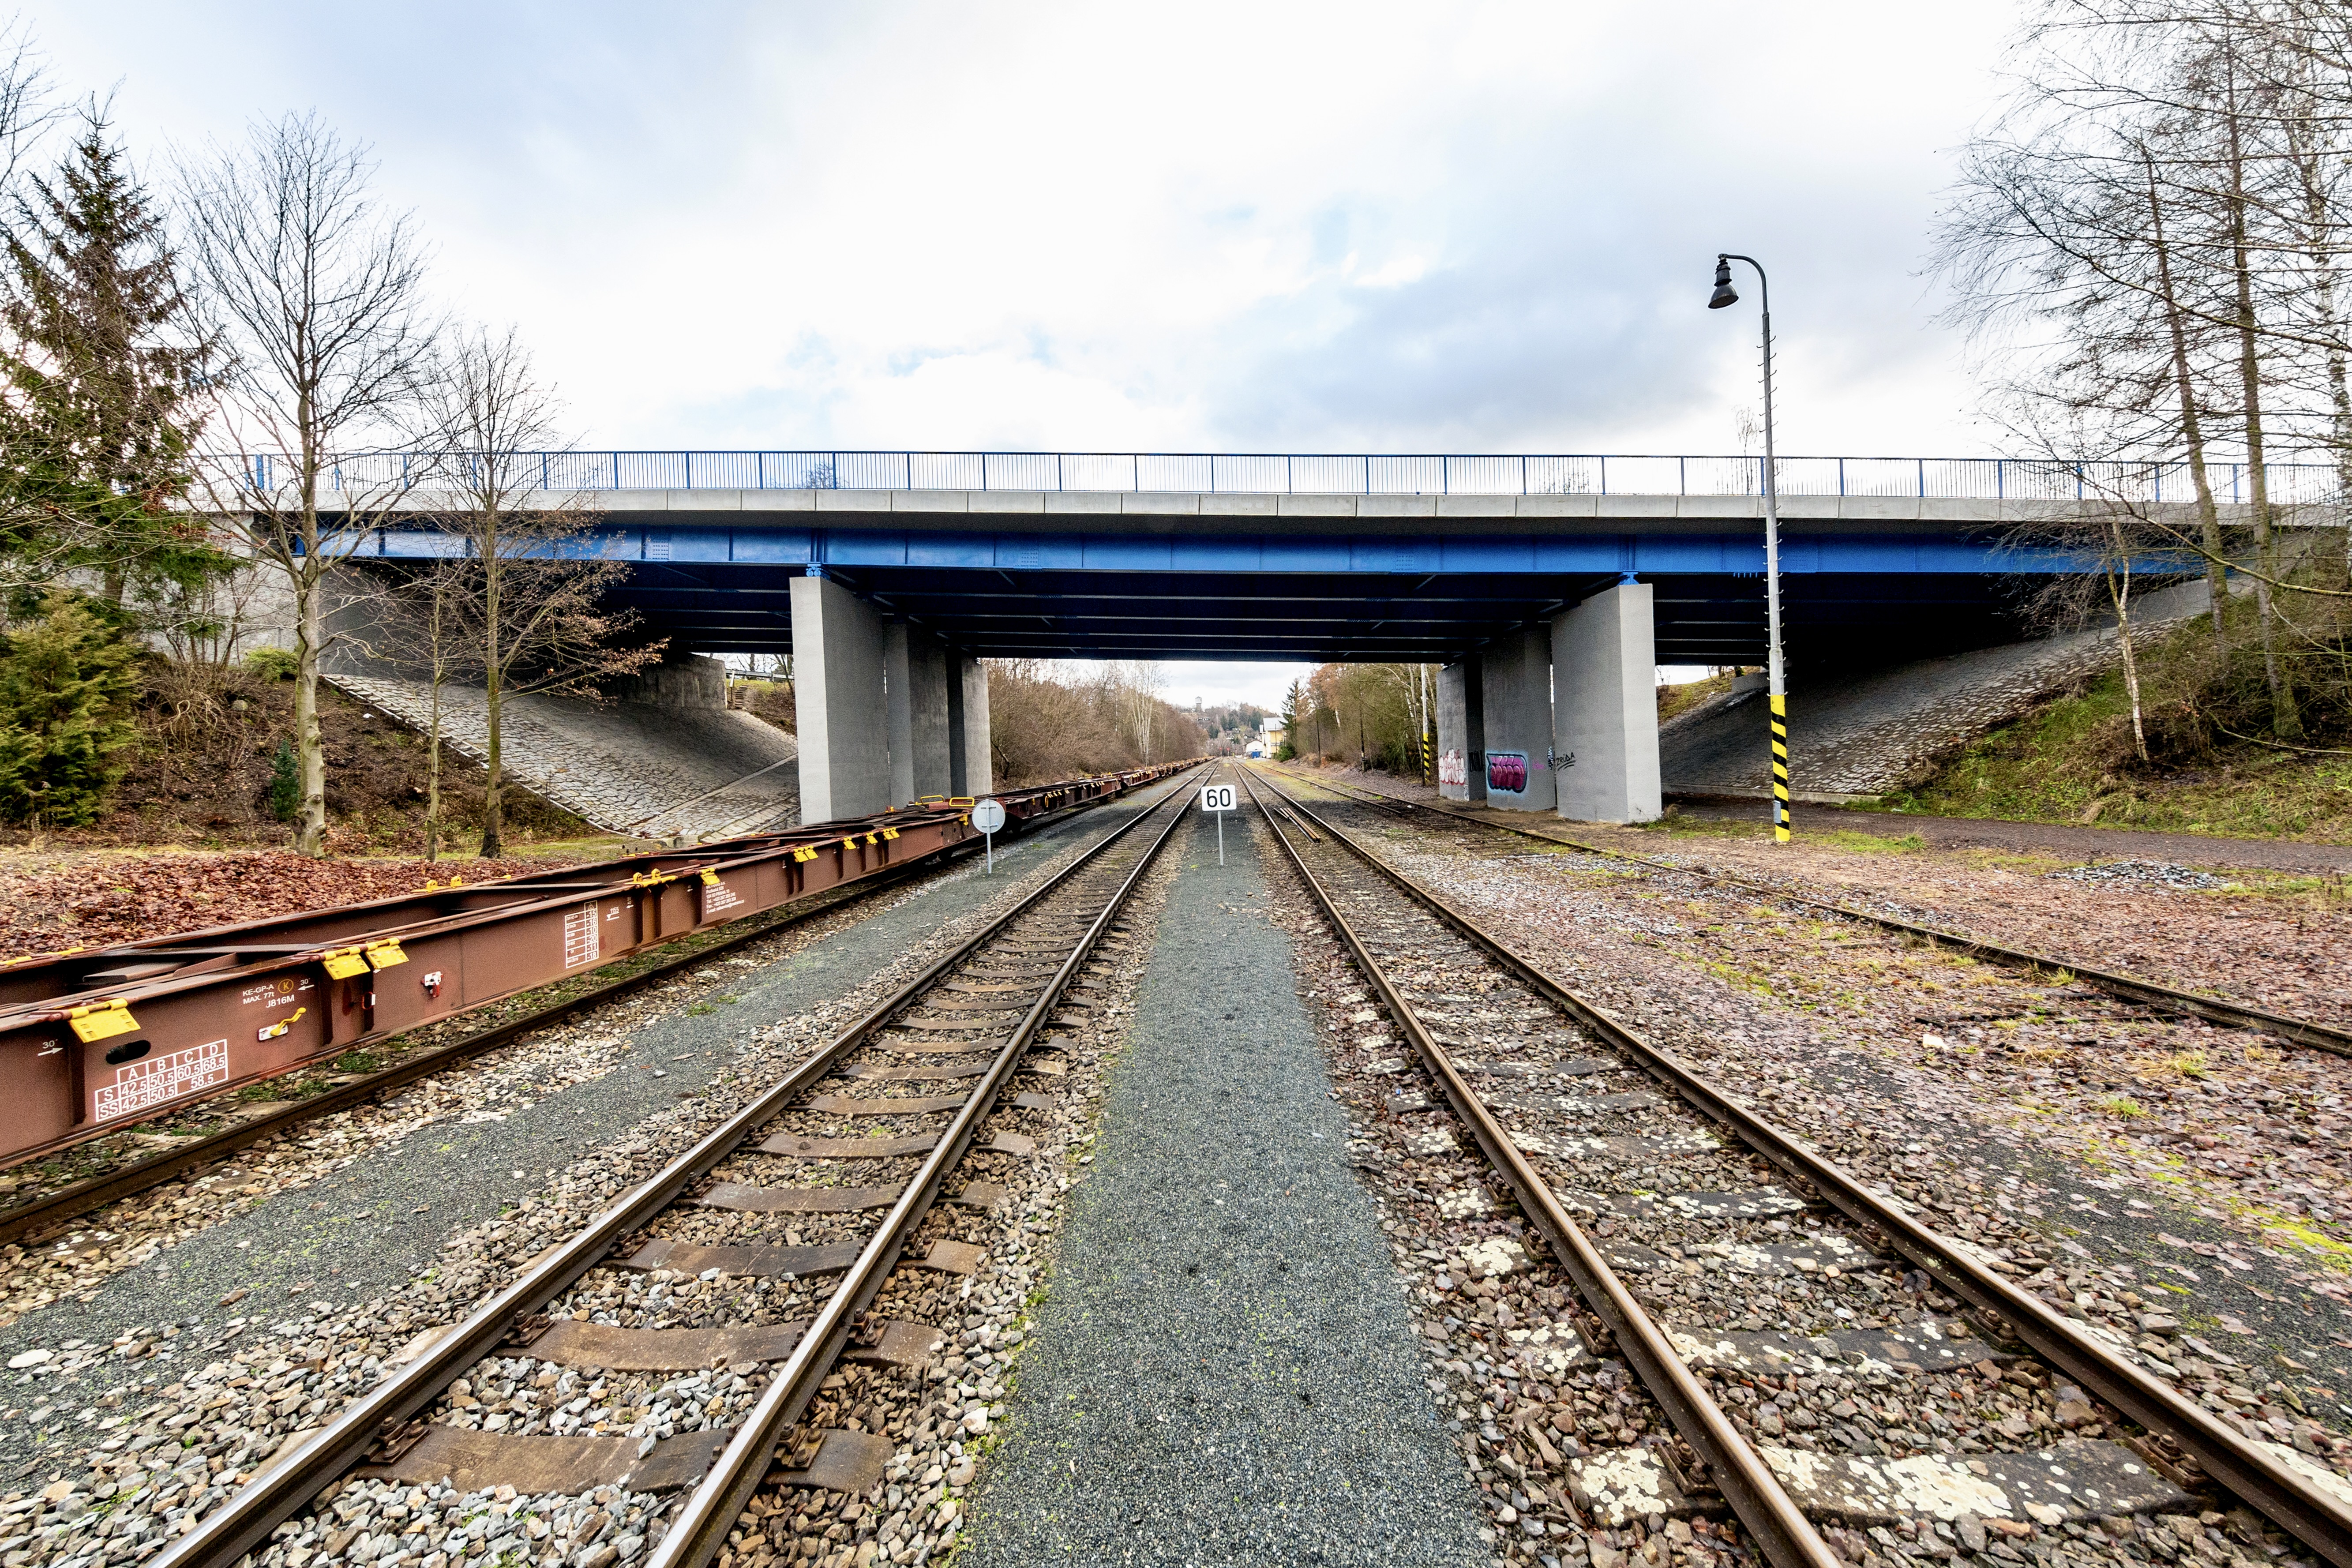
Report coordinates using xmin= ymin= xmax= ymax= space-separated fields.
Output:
xmin=970 ymin=798 xmax=1007 ymax=834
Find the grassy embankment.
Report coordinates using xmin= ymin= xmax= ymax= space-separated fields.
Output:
xmin=1878 ymin=663 xmax=2352 ymax=844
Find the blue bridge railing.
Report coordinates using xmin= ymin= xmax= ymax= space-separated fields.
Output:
xmin=237 ymin=450 xmax=2348 ymax=506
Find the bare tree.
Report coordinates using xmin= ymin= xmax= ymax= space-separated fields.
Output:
xmin=359 ymin=548 xmax=474 ymax=860
xmin=179 ymin=113 xmax=440 ymax=855
xmin=1935 ymin=0 xmax=2352 ymax=743
xmin=415 ymin=325 xmax=659 ymax=856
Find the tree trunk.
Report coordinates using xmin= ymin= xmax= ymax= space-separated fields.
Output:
xmin=293 ymin=465 xmax=329 ymax=857
xmin=2226 ymin=68 xmax=2299 ymax=736
xmin=425 ymin=611 xmax=443 ymax=863
xmin=2107 ymin=523 xmax=2147 ymax=764
xmin=2146 ymin=150 xmax=2227 ymax=656
xmin=479 ymin=508 xmax=504 ymax=859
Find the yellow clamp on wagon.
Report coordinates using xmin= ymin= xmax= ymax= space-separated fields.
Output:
xmin=66 ymin=998 xmax=139 ymax=1043
xmin=321 ymin=947 xmax=371 ymax=980
xmin=791 ymin=844 xmax=820 ymax=863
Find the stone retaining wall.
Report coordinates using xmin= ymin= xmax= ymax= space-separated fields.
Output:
xmin=328 ymin=673 xmax=800 ymax=840
xmin=1661 ymin=580 xmax=2213 ymax=801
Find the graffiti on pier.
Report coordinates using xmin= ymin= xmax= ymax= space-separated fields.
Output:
xmin=1487 ymin=750 xmax=1530 ymax=798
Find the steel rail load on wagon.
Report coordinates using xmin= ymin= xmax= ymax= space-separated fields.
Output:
xmin=1242 ymin=765 xmax=2352 ymax=1568
xmin=0 ymin=763 xmax=1199 ymax=1169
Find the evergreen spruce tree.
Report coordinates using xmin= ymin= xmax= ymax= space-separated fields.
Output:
xmin=0 ymin=593 xmax=137 ymax=825
xmin=0 ymin=106 xmax=222 ymax=607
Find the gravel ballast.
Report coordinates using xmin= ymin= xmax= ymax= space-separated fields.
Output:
xmin=0 ymin=794 xmax=1164 ymax=1485
xmin=962 ymin=803 xmax=1491 ymax=1568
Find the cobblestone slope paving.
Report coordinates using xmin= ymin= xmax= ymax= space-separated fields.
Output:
xmin=962 ymin=807 xmax=1492 ymax=1568
xmin=330 ymin=675 xmax=799 ymax=838
xmin=1661 ymin=583 xmax=2209 ymax=800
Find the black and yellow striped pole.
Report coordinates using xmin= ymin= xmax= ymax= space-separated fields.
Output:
xmin=1770 ymin=693 xmax=1791 ymax=842
xmin=1711 ymin=251 xmax=1793 ymax=844
xmin=1422 ymin=727 xmax=1434 ymax=787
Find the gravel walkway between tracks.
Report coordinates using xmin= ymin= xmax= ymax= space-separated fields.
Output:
xmin=0 ymin=793 xmax=1169 ymax=1485
xmin=962 ymin=804 xmax=1493 ymax=1568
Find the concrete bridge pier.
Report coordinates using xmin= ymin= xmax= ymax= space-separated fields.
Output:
xmin=794 ymin=571 xmax=992 ymax=822
xmin=885 ymin=626 xmax=955 ymax=806
xmin=1551 ymin=583 xmax=1663 ymax=825
xmin=950 ymin=655 xmax=993 ymax=796
xmin=1436 ymin=657 xmax=1484 ymax=803
xmin=790 ymin=572 xmax=892 ymax=821
xmin=1478 ymin=627 xmax=1558 ymax=813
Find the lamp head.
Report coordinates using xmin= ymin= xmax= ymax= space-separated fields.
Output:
xmin=1708 ymin=256 xmax=1738 ymax=309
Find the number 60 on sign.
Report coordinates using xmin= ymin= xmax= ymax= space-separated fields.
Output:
xmin=1200 ymin=780 xmax=1235 ymax=866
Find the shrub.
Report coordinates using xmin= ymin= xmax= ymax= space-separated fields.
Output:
xmin=268 ymin=739 xmax=300 ymax=821
xmin=0 ymin=595 xmax=141 ymax=825
xmin=245 ymin=647 xmax=299 ymax=681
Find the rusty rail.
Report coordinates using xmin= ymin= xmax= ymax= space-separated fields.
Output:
xmin=1238 ymin=767 xmax=1843 ymax=1568
xmin=147 ymin=761 xmax=1210 ymax=1568
xmin=0 ymin=855 xmax=949 ymax=1250
xmin=0 ymin=764 xmax=1199 ymax=1168
xmin=1249 ymin=765 xmax=2352 ymax=1568
xmin=1266 ymin=764 xmax=2352 ymax=1056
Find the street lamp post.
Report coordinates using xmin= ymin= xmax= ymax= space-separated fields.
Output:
xmin=1709 ymin=253 xmax=1791 ymax=844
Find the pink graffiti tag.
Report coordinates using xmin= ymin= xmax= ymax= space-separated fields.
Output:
xmin=1487 ymin=752 xmax=1528 ymax=793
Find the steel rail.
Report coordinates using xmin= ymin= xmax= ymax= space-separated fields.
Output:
xmin=645 ymin=763 xmax=1212 ymax=1568
xmin=1266 ymin=765 xmax=2352 ymax=1057
xmin=150 ymin=764 xmax=1209 ymax=1568
xmin=1 ymin=764 xmax=1198 ymax=1171
xmin=1237 ymin=767 xmax=1841 ymax=1568
xmin=0 ymin=850 xmax=968 ymax=1251
xmin=1250 ymin=765 xmax=2352 ymax=1568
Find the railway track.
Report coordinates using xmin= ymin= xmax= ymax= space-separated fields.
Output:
xmin=140 ymin=761 xmax=1212 ymax=1568
xmin=1241 ymin=765 xmax=2352 ymax=1568
xmin=0 ymin=851 xmax=957 ymax=1252
xmin=1263 ymin=763 xmax=2352 ymax=1056
xmin=0 ymin=773 xmax=1189 ymax=1254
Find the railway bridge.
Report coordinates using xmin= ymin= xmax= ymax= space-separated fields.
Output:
xmin=295 ymin=448 xmax=2312 ymax=824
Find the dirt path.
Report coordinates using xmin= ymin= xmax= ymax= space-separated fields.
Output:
xmin=1665 ymin=792 xmax=2352 ymax=874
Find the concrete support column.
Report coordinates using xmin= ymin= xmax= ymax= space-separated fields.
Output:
xmin=1550 ymin=582 xmax=1662 ymax=824
xmin=884 ymin=626 xmax=955 ymax=806
xmin=790 ymin=572 xmax=891 ymax=822
xmin=907 ymin=638 xmax=953 ymax=799
xmin=1436 ymin=657 xmax=1484 ymax=802
xmin=948 ymin=655 xmax=993 ymax=796
xmin=1479 ymin=627 xmax=1557 ymax=812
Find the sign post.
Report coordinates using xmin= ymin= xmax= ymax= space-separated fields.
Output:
xmin=971 ymin=797 xmax=1006 ymax=874
xmin=1198 ymin=781 xmax=1236 ymax=865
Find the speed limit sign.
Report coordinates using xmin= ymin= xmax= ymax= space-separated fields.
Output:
xmin=971 ymin=797 xmax=1006 ymax=874
xmin=1200 ymin=780 xmax=1236 ymax=865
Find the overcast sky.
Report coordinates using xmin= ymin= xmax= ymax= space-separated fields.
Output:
xmin=27 ymin=0 xmax=2026 ymax=707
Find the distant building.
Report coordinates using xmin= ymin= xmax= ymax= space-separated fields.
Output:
xmin=1245 ymin=741 xmax=1266 ymax=758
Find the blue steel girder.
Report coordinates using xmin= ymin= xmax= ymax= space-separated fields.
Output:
xmin=341 ymin=512 xmax=2105 ymax=665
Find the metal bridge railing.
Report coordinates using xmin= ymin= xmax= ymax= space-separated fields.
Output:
xmin=228 ymin=450 xmax=2349 ymax=505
